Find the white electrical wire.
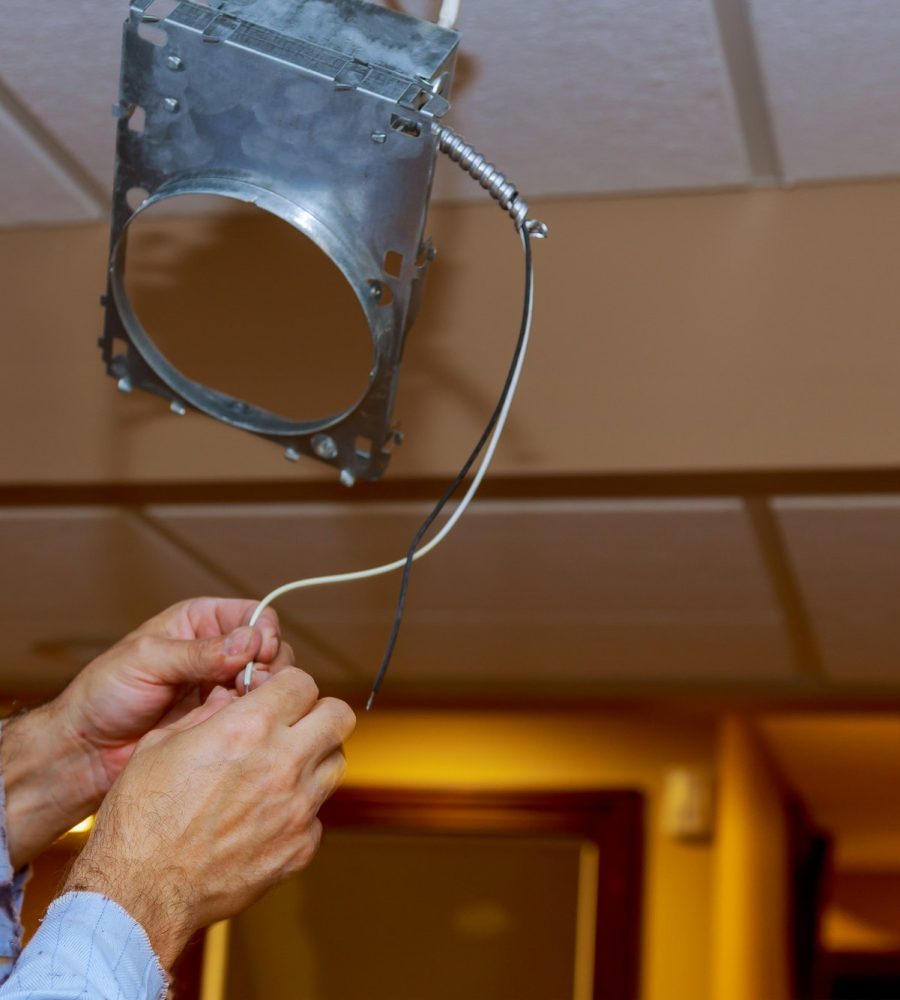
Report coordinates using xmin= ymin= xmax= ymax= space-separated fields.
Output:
xmin=242 ymin=227 xmax=533 ymax=693
xmin=437 ymin=0 xmax=460 ymax=29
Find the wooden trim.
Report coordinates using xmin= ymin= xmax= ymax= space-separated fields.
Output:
xmin=319 ymin=786 xmax=645 ymax=1000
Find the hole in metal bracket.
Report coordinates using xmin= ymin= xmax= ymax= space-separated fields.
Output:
xmin=383 ymin=251 xmax=404 ymax=278
xmin=390 ymin=114 xmax=422 ymax=138
xmin=126 ymin=187 xmax=150 ymax=211
xmin=368 ymin=279 xmax=394 ymax=306
xmin=128 ymin=105 xmax=146 ymax=133
xmin=355 ymin=435 xmax=374 ymax=459
xmin=138 ymin=23 xmax=169 ymax=46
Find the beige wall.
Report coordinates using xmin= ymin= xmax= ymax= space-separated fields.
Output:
xmin=711 ymin=716 xmax=792 ymax=1000
xmin=344 ymin=708 xmax=717 ymax=1000
xmin=824 ymin=872 xmax=900 ymax=952
xmin=2 ymin=179 xmax=900 ymax=484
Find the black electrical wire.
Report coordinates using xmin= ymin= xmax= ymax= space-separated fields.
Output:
xmin=366 ymin=226 xmax=535 ymax=709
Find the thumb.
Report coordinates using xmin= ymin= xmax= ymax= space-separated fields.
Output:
xmin=136 ymin=626 xmax=263 ymax=687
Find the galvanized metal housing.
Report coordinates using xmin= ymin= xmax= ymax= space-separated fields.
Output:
xmin=101 ymin=0 xmax=459 ymax=482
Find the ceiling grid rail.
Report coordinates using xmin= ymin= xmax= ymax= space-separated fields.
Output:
xmin=0 ymin=73 xmax=109 ymax=217
xmin=709 ymin=0 xmax=784 ymax=182
xmin=127 ymin=506 xmax=369 ymax=684
xmin=744 ymin=497 xmax=825 ymax=683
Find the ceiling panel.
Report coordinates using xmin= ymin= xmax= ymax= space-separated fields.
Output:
xmin=432 ymin=0 xmax=750 ymax=200
xmin=148 ymin=498 xmax=794 ymax=692
xmin=748 ymin=0 xmax=900 ymax=180
xmin=0 ymin=103 xmax=100 ymax=226
xmin=0 ymin=507 xmax=349 ymax=695
xmin=0 ymin=0 xmax=122 ymax=194
xmin=774 ymin=496 xmax=900 ymax=681
xmin=0 ymin=0 xmax=750 ymax=224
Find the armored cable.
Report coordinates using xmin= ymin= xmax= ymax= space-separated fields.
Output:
xmin=243 ymin=141 xmax=547 ymax=706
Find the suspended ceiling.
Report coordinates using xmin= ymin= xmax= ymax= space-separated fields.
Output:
xmin=1 ymin=0 xmax=900 ymax=227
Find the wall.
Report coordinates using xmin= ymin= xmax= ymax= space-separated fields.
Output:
xmin=711 ymin=716 xmax=792 ymax=1000
xmin=343 ymin=708 xmax=717 ymax=1000
xmin=2 ymin=180 xmax=900 ymax=485
xmin=824 ymin=872 xmax=900 ymax=952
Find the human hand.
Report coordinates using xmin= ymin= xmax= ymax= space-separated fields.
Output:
xmin=63 ymin=668 xmax=356 ymax=969
xmin=1 ymin=598 xmax=284 ymax=869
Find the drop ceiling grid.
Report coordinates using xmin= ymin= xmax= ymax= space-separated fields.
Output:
xmin=0 ymin=507 xmax=227 ymax=692
xmin=773 ymin=496 xmax=900 ymax=681
xmin=0 ymin=100 xmax=100 ymax=226
xmin=145 ymin=498 xmax=796 ymax=685
xmin=0 ymin=0 xmax=753 ymax=229
xmin=747 ymin=0 xmax=900 ymax=180
xmin=433 ymin=0 xmax=751 ymax=200
xmin=0 ymin=0 xmax=122 ymax=201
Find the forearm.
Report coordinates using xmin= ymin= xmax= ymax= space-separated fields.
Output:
xmin=63 ymin=828 xmax=193 ymax=970
xmin=1 ymin=705 xmax=101 ymax=870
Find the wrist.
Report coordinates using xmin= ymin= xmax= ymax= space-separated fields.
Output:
xmin=2 ymin=702 xmax=103 ymax=869
xmin=64 ymin=836 xmax=194 ymax=970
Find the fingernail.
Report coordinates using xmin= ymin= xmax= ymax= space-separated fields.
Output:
xmin=224 ymin=626 xmax=255 ymax=656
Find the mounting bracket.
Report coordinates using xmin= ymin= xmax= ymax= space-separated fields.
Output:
xmin=100 ymin=0 xmax=459 ymax=482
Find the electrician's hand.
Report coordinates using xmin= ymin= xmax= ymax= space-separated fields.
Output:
xmin=63 ymin=669 xmax=355 ymax=969
xmin=1 ymin=598 xmax=286 ymax=868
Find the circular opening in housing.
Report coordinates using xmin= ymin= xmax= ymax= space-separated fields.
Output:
xmin=121 ymin=194 xmax=374 ymax=425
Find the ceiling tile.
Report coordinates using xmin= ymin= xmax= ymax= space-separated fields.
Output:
xmin=0 ymin=103 xmax=100 ymax=226
xmin=748 ymin=0 xmax=900 ymax=180
xmin=0 ymin=507 xmax=348 ymax=695
xmin=148 ymin=498 xmax=794 ymax=691
xmin=0 ymin=0 xmax=121 ymax=192
xmin=433 ymin=0 xmax=750 ymax=200
xmin=0 ymin=0 xmax=750 ymax=221
xmin=774 ymin=496 xmax=900 ymax=681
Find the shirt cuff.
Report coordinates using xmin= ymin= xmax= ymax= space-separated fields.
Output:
xmin=0 ymin=718 xmax=29 ymax=976
xmin=1 ymin=892 xmax=168 ymax=1000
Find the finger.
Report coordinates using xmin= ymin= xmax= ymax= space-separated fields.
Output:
xmin=188 ymin=599 xmax=281 ymax=664
xmin=135 ymin=599 xmax=282 ymax=666
xmin=291 ymin=697 xmax=356 ymax=764
xmin=235 ymin=667 xmax=271 ymax=696
xmin=234 ymin=641 xmax=296 ymax=695
xmin=131 ymin=626 xmax=265 ymax=688
xmin=156 ymin=686 xmax=202 ymax=728
xmin=311 ymin=748 xmax=348 ymax=799
xmin=164 ymin=686 xmax=235 ymax=733
xmin=236 ymin=666 xmax=318 ymax=727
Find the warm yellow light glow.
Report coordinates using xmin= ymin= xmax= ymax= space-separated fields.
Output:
xmin=68 ymin=816 xmax=94 ymax=835
xmin=200 ymin=921 xmax=231 ymax=1000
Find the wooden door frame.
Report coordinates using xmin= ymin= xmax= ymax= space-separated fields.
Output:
xmin=319 ymin=786 xmax=645 ymax=1000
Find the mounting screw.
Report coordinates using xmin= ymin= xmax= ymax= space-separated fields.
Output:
xmin=312 ymin=434 xmax=339 ymax=460
xmin=370 ymin=131 xmax=387 ymax=144
xmin=166 ymin=55 xmax=184 ymax=71
xmin=393 ymin=429 xmax=405 ymax=446
xmin=340 ymin=470 xmax=356 ymax=488
xmin=117 ymin=377 xmax=132 ymax=394
xmin=170 ymin=401 xmax=187 ymax=416
xmin=368 ymin=281 xmax=382 ymax=300
xmin=163 ymin=97 xmax=180 ymax=113
xmin=284 ymin=447 xmax=301 ymax=463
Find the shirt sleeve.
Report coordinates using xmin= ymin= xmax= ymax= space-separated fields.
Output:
xmin=0 ymin=718 xmax=29 ymax=985
xmin=0 ymin=892 xmax=168 ymax=1000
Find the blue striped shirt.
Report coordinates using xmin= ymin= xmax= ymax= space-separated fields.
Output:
xmin=0 ymin=737 xmax=166 ymax=999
